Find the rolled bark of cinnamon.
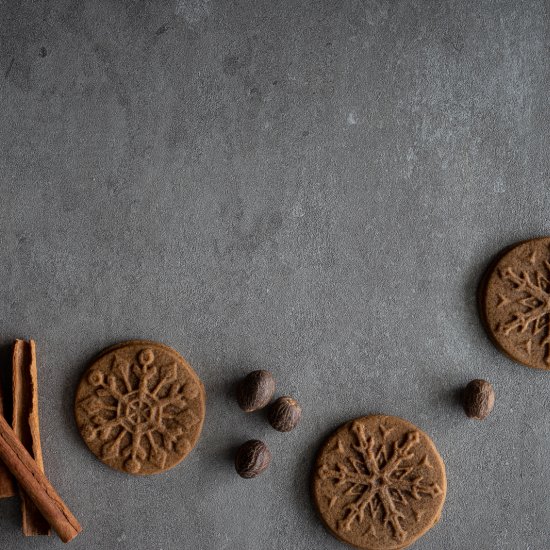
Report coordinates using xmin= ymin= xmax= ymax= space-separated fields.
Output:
xmin=0 ymin=413 xmax=81 ymax=542
xmin=12 ymin=339 xmax=50 ymax=535
xmin=0 ymin=374 xmax=15 ymax=497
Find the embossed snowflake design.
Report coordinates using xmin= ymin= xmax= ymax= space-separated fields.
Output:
xmin=497 ymin=255 xmax=550 ymax=366
xmin=78 ymin=348 xmax=200 ymax=474
xmin=318 ymin=421 xmax=443 ymax=542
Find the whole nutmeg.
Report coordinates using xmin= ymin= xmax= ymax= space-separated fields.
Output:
xmin=463 ymin=379 xmax=495 ymax=420
xmin=268 ymin=396 xmax=302 ymax=432
xmin=234 ymin=440 xmax=271 ymax=478
xmin=236 ymin=370 xmax=275 ymax=412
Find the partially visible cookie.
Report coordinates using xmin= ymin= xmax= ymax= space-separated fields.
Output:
xmin=312 ymin=415 xmax=446 ymax=550
xmin=75 ymin=341 xmax=205 ymax=475
xmin=480 ymin=237 xmax=550 ymax=370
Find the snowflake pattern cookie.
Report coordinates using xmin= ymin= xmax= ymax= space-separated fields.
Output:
xmin=480 ymin=237 xmax=550 ymax=370
xmin=75 ymin=341 xmax=205 ymax=475
xmin=312 ymin=415 xmax=446 ymax=550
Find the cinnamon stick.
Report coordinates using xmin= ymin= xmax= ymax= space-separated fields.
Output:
xmin=12 ymin=340 xmax=50 ymax=535
xmin=0 ymin=364 xmax=15 ymax=497
xmin=0 ymin=412 xmax=81 ymax=542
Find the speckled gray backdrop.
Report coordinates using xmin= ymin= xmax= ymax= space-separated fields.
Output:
xmin=0 ymin=1 xmax=549 ymax=549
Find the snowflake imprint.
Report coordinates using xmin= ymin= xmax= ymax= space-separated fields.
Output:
xmin=318 ymin=420 xmax=443 ymax=542
xmin=77 ymin=346 xmax=202 ymax=474
xmin=497 ymin=256 xmax=550 ymax=365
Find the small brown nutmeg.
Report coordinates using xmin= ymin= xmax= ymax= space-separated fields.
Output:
xmin=463 ymin=379 xmax=495 ymax=420
xmin=234 ymin=440 xmax=271 ymax=478
xmin=236 ymin=370 xmax=275 ymax=412
xmin=268 ymin=396 xmax=302 ymax=432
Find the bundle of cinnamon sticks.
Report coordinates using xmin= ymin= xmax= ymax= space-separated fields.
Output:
xmin=0 ymin=339 xmax=81 ymax=543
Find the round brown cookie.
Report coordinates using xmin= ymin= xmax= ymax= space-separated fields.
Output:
xmin=75 ymin=341 xmax=206 ymax=475
xmin=312 ymin=415 xmax=446 ymax=550
xmin=481 ymin=237 xmax=550 ymax=370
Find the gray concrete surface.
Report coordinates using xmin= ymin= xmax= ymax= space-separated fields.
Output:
xmin=0 ymin=1 xmax=549 ymax=549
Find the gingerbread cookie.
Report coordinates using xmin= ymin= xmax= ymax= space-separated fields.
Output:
xmin=312 ymin=415 xmax=446 ymax=550
xmin=480 ymin=237 xmax=550 ymax=370
xmin=75 ymin=341 xmax=205 ymax=475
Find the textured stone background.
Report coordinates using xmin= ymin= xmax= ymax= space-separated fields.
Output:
xmin=0 ymin=1 xmax=549 ymax=549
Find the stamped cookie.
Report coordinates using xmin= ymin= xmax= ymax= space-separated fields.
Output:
xmin=312 ymin=415 xmax=446 ymax=550
xmin=480 ymin=237 xmax=550 ymax=370
xmin=75 ymin=341 xmax=205 ymax=475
